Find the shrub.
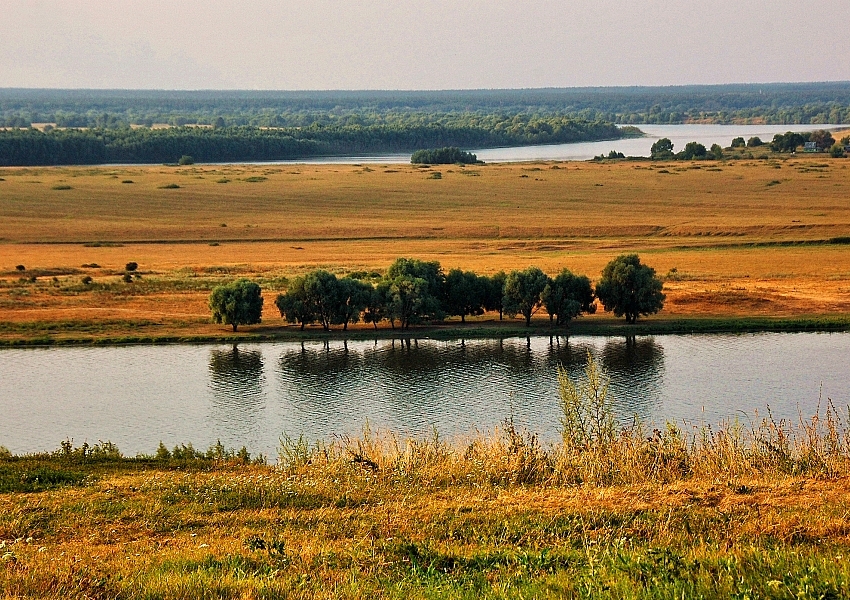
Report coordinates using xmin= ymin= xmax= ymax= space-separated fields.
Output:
xmin=15 ymin=264 xmax=25 ymax=271
xmin=177 ymin=155 xmax=195 ymax=165
xmin=81 ymin=275 xmax=93 ymax=285
xmin=125 ymin=261 xmax=138 ymax=272
xmin=747 ymin=136 xmax=764 ymax=147
xmin=829 ymin=143 xmax=846 ymax=158
xmin=411 ymin=147 xmax=480 ymax=165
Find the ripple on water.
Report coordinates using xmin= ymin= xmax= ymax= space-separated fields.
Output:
xmin=0 ymin=333 xmax=848 ymax=457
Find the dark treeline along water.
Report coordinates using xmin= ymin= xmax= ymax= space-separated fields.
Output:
xmin=0 ymin=118 xmax=625 ymax=166
xmin=1 ymin=83 xmax=849 ymax=165
xmin=1 ymin=333 xmax=848 ymax=458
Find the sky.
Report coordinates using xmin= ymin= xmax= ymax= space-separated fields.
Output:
xmin=1 ymin=0 xmax=849 ymax=90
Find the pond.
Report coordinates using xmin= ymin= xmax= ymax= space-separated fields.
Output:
xmin=1 ymin=333 xmax=848 ymax=458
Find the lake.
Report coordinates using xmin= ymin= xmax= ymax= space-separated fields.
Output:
xmin=1 ymin=333 xmax=848 ymax=458
xmin=245 ymin=123 xmax=844 ymax=164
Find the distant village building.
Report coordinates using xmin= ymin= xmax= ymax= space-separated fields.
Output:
xmin=803 ymin=141 xmax=819 ymax=152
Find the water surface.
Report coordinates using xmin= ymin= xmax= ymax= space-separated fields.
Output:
xmin=231 ymin=124 xmax=843 ymax=164
xmin=1 ymin=333 xmax=848 ymax=458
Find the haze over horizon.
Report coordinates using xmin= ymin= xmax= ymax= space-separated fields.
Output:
xmin=2 ymin=1 xmax=849 ymax=91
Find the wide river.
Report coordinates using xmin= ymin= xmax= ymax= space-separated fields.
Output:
xmin=1 ymin=333 xmax=848 ymax=458
xmin=252 ymin=123 xmax=845 ymax=164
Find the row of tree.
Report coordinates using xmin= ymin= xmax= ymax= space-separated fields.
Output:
xmin=768 ymin=130 xmax=847 ymax=154
xmin=208 ymin=255 xmax=665 ymax=332
xmin=3 ymin=84 xmax=850 ymax=128
xmin=644 ymin=130 xmax=847 ymax=161
xmin=649 ymin=138 xmax=723 ymax=160
xmin=0 ymin=117 xmax=625 ymax=166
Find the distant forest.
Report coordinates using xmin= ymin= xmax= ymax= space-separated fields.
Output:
xmin=0 ymin=83 xmax=848 ymax=165
xmin=2 ymin=83 xmax=849 ymax=128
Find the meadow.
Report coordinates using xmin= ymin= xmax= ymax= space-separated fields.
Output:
xmin=4 ymin=394 xmax=850 ymax=599
xmin=3 ymin=155 xmax=850 ymax=598
xmin=0 ymin=155 xmax=849 ymax=342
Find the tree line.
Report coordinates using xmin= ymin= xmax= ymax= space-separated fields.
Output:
xmin=2 ymin=83 xmax=850 ymax=127
xmin=641 ymin=130 xmax=847 ymax=161
xmin=209 ymin=255 xmax=665 ymax=332
xmin=0 ymin=117 xmax=624 ymax=166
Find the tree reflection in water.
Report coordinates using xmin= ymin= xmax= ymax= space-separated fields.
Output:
xmin=273 ymin=336 xmax=665 ymax=439
xmin=208 ymin=345 xmax=266 ymax=439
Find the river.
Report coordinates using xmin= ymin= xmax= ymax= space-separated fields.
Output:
xmin=239 ymin=123 xmax=844 ymax=164
xmin=1 ymin=333 xmax=848 ymax=458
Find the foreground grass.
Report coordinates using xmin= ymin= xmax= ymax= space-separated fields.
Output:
xmin=5 ymin=406 xmax=850 ymax=599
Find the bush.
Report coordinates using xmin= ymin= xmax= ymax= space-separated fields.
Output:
xmin=125 ymin=261 xmax=138 ymax=272
xmin=829 ymin=143 xmax=846 ymax=158
xmin=177 ymin=154 xmax=195 ymax=165
xmin=411 ymin=147 xmax=480 ymax=165
xmin=730 ymin=137 xmax=746 ymax=148
xmin=747 ymin=136 xmax=764 ymax=147
xmin=15 ymin=264 xmax=25 ymax=271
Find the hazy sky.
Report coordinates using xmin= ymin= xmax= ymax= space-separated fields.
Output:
xmin=2 ymin=0 xmax=848 ymax=90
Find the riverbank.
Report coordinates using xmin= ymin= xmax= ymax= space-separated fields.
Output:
xmin=2 ymin=314 xmax=850 ymax=347
xmin=4 ymin=414 xmax=850 ymax=599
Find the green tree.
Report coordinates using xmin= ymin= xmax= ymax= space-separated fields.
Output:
xmin=730 ymin=137 xmax=745 ymax=148
xmin=809 ymin=130 xmax=835 ymax=150
xmin=333 ymin=277 xmax=371 ymax=330
xmin=678 ymin=141 xmax=707 ymax=160
xmin=769 ymin=132 xmax=805 ymax=153
xmin=178 ymin=154 xmax=195 ymax=165
xmin=595 ymin=254 xmax=665 ymax=324
xmin=303 ymin=270 xmax=340 ymax=331
xmin=363 ymin=283 xmax=390 ymax=329
xmin=710 ymin=143 xmax=723 ymax=159
xmin=444 ymin=269 xmax=486 ymax=322
xmin=542 ymin=269 xmax=595 ymax=326
xmin=483 ymin=271 xmax=507 ymax=320
xmin=275 ymin=277 xmax=315 ymax=330
xmin=650 ymin=137 xmax=674 ymax=159
xmin=829 ymin=143 xmax=846 ymax=158
xmin=503 ymin=267 xmax=549 ymax=326
xmin=385 ymin=275 xmax=430 ymax=330
xmin=385 ymin=258 xmax=445 ymax=325
xmin=411 ymin=147 xmax=480 ymax=165
xmin=209 ymin=279 xmax=263 ymax=331
xmin=746 ymin=136 xmax=764 ymax=147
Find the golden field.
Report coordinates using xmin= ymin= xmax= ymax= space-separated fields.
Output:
xmin=0 ymin=156 xmax=849 ymax=340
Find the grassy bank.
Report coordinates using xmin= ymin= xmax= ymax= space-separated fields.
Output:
xmin=1 ymin=314 xmax=850 ymax=347
xmin=4 ymin=394 xmax=850 ymax=598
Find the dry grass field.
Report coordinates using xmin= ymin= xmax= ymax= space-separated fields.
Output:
xmin=1 ymin=156 xmax=849 ymax=340
xmin=6 ymin=396 xmax=850 ymax=599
